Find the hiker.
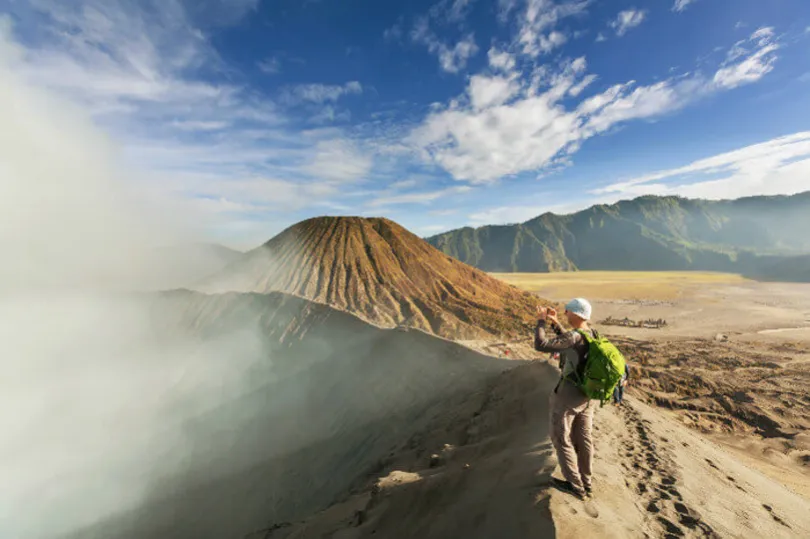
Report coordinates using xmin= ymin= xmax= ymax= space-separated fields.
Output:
xmin=613 ymin=363 xmax=630 ymax=405
xmin=534 ymin=298 xmax=597 ymax=500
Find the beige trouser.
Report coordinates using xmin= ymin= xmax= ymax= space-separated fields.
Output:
xmin=549 ymin=380 xmax=594 ymax=495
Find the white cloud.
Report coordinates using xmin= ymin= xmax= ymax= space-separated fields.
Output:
xmin=412 ymin=17 xmax=479 ymax=73
xmin=595 ymin=32 xmax=606 ymax=42
xmin=673 ymin=0 xmax=698 ymax=12
xmin=751 ymin=26 xmax=775 ymax=42
xmin=497 ymin=0 xmax=520 ymax=23
xmin=713 ymin=27 xmax=778 ymax=89
xmin=10 ymin=0 xmax=236 ymax=110
xmin=517 ymin=0 xmax=589 ymax=57
xmin=568 ymin=74 xmax=597 ymax=96
xmin=189 ymin=177 xmax=341 ymax=212
xmin=468 ymin=74 xmax=521 ymax=110
xmin=389 ymin=179 xmax=418 ymax=190
xmin=610 ymin=9 xmax=647 ymax=37
xmin=3 ymin=0 xmax=289 ymax=141
xmin=384 ymin=23 xmax=404 ymax=41
xmin=304 ymin=139 xmax=373 ymax=183
xmin=538 ymin=30 xmax=568 ymax=54
xmin=369 ymin=185 xmax=472 ymax=206
xmin=591 ymin=132 xmax=810 ymax=201
xmin=469 ymin=200 xmax=590 ymax=224
xmin=438 ymin=35 xmax=479 ymax=73
xmin=488 ymin=47 xmax=516 ymax=72
xmin=430 ymin=0 xmax=476 ymax=24
xmin=257 ymin=56 xmax=281 ymax=74
xmin=171 ymin=120 xmax=230 ymax=131
xmin=283 ymin=81 xmax=363 ymax=104
xmin=410 ymin=0 xmax=481 ymax=73
xmin=418 ymin=224 xmax=450 ymax=234
xmin=2 ymin=0 xmax=384 ymax=232
xmin=409 ymin=28 xmax=782 ymax=183
xmin=429 ymin=208 xmax=458 ymax=216
xmin=309 ymin=105 xmax=351 ymax=125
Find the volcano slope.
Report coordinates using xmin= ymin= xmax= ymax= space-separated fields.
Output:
xmin=62 ymin=290 xmax=514 ymax=539
xmin=202 ymin=216 xmax=543 ymax=340
xmin=258 ymin=360 xmax=810 ymax=539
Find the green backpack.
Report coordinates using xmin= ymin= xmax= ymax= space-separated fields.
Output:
xmin=565 ymin=329 xmax=627 ymax=406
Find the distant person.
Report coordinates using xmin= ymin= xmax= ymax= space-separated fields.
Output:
xmin=613 ymin=364 xmax=630 ymax=405
xmin=533 ymin=298 xmax=598 ymax=500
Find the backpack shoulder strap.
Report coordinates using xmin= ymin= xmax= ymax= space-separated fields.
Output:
xmin=575 ymin=328 xmax=598 ymax=342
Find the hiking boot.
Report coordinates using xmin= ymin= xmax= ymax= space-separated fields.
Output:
xmin=551 ymin=478 xmax=587 ymax=500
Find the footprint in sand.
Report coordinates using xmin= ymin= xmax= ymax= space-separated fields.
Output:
xmin=763 ymin=504 xmax=792 ymax=529
xmin=657 ymin=516 xmax=685 ymax=537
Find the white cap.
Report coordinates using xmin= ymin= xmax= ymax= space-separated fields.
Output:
xmin=565 ymin=297 xmax=592 ymax=321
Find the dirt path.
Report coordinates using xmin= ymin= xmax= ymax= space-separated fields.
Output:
xmin=617 ymin=404 xmax=719 ymax=538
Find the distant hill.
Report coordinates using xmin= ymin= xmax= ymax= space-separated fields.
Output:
xmin=426 ymin=192 xmax=810 ymax=280
xmin=202 ymin=216 xmax=546 ymax=339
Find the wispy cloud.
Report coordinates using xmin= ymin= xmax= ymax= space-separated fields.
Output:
xmin=409 ymin=28 xmax=781 ymax=183
xmin=429 ymin=208 xmax=458 ymax=216
xmin=516 ymin=0 xmax=589 ymax=57
xmin=304 ymin=139 xmax=373 ymax=182
xmin=610 ymin=9 xmax=647 ymax=37
xmin=428 ymin=0 xmax=476 ymax=24
xmin=0 ymin=0 xmax=385 ymax=232
xmin=673 ymin=0 xmax=698 ymax=13
xmin=282 ymin=81 xmax=363 ymax=104
xmin=411 ymin=17 xmax=479 ymax=73
xmin=418 ymin=224 xmax=449 ymax=233
xmin=488 ymin=47 xmax=516 ymax=72
xmin=591 ymin=132 xmax=810 ymax=200
xmin=469 ymin=200 xmax=589 ymax=224
xmin=369 ymin=185 xmax=472 ymax=206
xmin=257 ymin=56 xmax=281 ymax=74
xmin=713 ymin=27 xmax=778 ymax=89
xmin=171 ymin=120 xmax=231 ymax=131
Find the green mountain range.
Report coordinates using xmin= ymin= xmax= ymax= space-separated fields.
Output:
xmin=426 ymin=191 xmax=810 ymax=281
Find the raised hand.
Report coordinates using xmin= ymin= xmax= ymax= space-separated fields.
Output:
xmin=536 ymin=305 xmax=547 ymax=320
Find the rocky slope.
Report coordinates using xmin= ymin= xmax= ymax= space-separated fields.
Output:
xmin=202 ymin=216 xmax=545 ymax=339
xmin=63 ymin=289 xmax=513 ymax=539
xmin=246 ymin=360 xmax=810 ymax=538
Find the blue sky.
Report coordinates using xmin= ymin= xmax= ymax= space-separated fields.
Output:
xmin=2 ymin=0 xmax=810 ymax=249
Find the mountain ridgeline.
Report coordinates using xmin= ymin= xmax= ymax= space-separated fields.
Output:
xmin=203 ymin=216 xmax=545 ymax=339
xmin=426 ymin=192 xmax=810 ymax=280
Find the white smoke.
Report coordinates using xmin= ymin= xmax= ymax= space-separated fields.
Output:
xmin=0 ymin=19 xmax=268 ymax=539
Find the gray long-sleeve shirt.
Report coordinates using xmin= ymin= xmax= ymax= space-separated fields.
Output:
xmin=533 ymin=320 xmax=593 ymax=380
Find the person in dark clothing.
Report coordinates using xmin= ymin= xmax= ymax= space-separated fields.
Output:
xmin=534 ymin=298 xmax=596 ymax=500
